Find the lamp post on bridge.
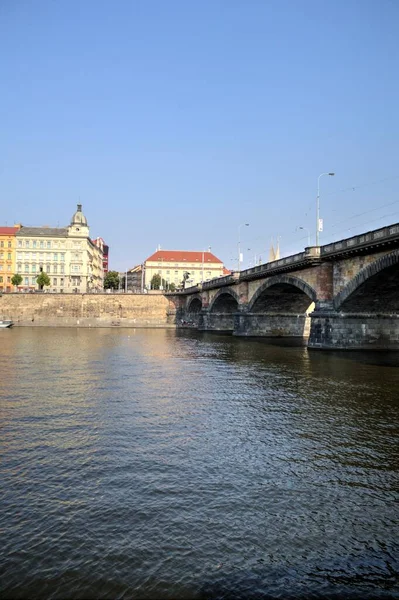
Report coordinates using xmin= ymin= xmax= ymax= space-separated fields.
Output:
xmin=316 ymin=172 xmax=335 ymax=246
xmin=237 ymin=223 xmax=249 ymax=272
xmin=299 ymin=226 xmax=311 ymax=247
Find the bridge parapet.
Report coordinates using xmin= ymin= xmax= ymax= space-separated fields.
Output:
xmin=322 ymin=222 xmax=399 ymax=258
xmin=202 ymin=273 xmax=239 ymax=290
xmin=240 ymin=247 xmax=321 ymax=281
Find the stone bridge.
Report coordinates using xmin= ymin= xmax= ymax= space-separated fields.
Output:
xmin=170 ymin=223 xmax=399 ymax=350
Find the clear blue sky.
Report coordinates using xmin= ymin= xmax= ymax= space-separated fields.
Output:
xmin=1 ymin=0 xmax=398 ymax=270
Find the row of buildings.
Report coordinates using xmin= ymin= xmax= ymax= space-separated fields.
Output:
xmin=1 ymin=203 xmax=230 ymax=294
xmin=0 ymin=205 xmax=108 ymax=293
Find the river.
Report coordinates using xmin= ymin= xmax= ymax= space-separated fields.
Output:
xmin=0 ymin=328 xmax=398 ymax=599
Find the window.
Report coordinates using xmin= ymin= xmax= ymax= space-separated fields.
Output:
xmin=0 ymin=276 xmax=2 ymax=283
xmin=53 ymin=278 xmax=57 ymax=285
xmin=174 ymin=270 xmax=178 ymax=275
xmin=60 ymin=278 xmax=64 ymax=285
xmin=174 ymin=263 xmax=178 ymax=267
xmin=60 ymin=265 xmax=64 ymax=274
xmin=32 ymin=265 xmax=36 ymax=273
xmin=7 ymin=253 xmax=11 ymax=260
xmin=18 ymin=240 xmax=22 ymax=248
xmin=17 ymin=263 xmax=22 ymax=272
xmin=24 ymin=277 xmax=29 ymax=285
xmin=158 ymin=270 xmax=162 ymax=275
xmin=8 ymin=241 xmax=11 ymax=248
xmin=7 ymin=265 xmax=11 ymax=271
xmin=53 ymin=265 xmax=57 ymax=274
xmin=33 ymin=241 xmax=37 ymax=248
xmin=40 ymin=241 xmax=44 ymax=248
xmin=39 ymin=253 xmax=44 ymax=261
xmin=0 ymin=241 xmax=3 ymax=247
xmin=32 ymin=253 xmax=36 ymax=261
xmin=0 ymin=265 xmax=3 ymax=271
xmin=17 ymin=252 xmax=22 ymax=260
xmin=25 ymin=240 xmax=30 ymax=248
xmin=31 ymin=277 xmax=36 ymax=285
xmin=46 ymin=263 xmax=51 ymax=272
xmin=166 ymin=270 xmax=170 ymax=274
xmin=53 ymin=253 xmax=58 ymax=261
xmin=47 ymin=241 xmax=51 ymax=248
xmin=61 ymin=253 xmax=65 ymax=262
xmin=0 ymin=253 xmax=3 ymax=259
xmin=24 ymin=264 xmax=29 ymax=273
xmin=25 ymin=252 xmax=30 ymax=261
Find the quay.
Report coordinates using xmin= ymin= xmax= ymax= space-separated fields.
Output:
xmin=1 ymin=222 xmax=399 ymax=350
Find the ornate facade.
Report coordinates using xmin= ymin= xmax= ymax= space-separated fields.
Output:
xmin=15 ymin=205 xmax=104 ymax=293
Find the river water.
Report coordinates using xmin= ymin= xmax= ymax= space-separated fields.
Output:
xmin=0 ymin=328 xmax=398 ymax=600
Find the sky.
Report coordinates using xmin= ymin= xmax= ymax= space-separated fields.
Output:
xmin=1 ymin=0 xmax=399 ymax=271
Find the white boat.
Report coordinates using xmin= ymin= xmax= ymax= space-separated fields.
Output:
xmin=0 ymin=320 xmax=13 ymax=328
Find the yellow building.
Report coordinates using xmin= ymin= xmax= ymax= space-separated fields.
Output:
xmin=0 ymin=226 xmax=20 ymax=293
xmin=144 ymin=250 xmax=226 ymax=289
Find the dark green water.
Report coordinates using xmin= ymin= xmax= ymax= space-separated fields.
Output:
xmin=0 ymin=328 xmax=398 ymax=599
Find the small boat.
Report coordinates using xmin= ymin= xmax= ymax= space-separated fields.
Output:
xmin=0 ymin=320 xmax=13 ymax=328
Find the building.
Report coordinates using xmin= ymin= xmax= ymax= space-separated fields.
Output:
xmin=93 ymin=237 xmax=109 ymax=274
xmin=144 ymin=250 xmax=225 ymax=289
xmin=15 ymin=205 xmax=104 ymax=293
xmin=125 ymin=264 xmax=143 ymax=293
xmin=0 ymin=226 xmax=20 ymax=292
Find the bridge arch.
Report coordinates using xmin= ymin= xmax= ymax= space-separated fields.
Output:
xmin=334 ymin=249 xmax=399 ymax=312
xmin=187 ymin=295 xmax=202 ymax=313
xmin=248 ymin=275 xmax=317 ymax=313
xmin=209 ymin=288 xmax=240 ymax=313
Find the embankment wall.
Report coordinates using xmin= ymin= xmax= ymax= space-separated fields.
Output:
xmin=0 ymin=293 xmax=176 ymax=328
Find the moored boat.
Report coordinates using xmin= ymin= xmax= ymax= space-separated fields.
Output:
xmin=0 ymin=320 xmax=13 ymax=328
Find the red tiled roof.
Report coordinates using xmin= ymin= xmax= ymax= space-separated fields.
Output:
xmin=0 ymin=227 xmax=20 ymax=235
xmin=223 ymin=267 xmax=231 ymax=275
xmin=146 ymin=250 xmax=223 ymax=264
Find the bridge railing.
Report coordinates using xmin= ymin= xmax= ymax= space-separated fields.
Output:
xmin=240 ymin=247 xmax=321 ymax=279
xmin=321 ymin=222 xmax=399 ymax=256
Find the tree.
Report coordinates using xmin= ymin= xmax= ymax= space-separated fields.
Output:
xmin=169 ymin=282 xmax=176 ymax=292
xmin=36 ymin=272 xmax=51 ymax=290
xmin=104 ymin=271 xmax=120 ymax=290
xmin=11 ymin=273 xmax=23 ymax=287
xmin=151 ymin=273 xmax=161 ymax=289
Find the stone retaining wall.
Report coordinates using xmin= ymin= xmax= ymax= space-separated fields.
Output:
xmin=0 ymin=293 xmax=176 ymax=328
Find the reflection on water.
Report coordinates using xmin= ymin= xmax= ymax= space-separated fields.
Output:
xmin=0 ymin=328 xmax=398 ymax=599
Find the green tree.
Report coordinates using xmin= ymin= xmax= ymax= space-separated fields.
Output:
xmin=151 ymin=273 xmax=161 ymax=289
xmin=169 ymin=282 xmax=176 ymax=292
xmin=36 ymin=271 xmax=51 ymax=290
xmin=104 ymin=270 xmax=120 ymax=290
xmin=11 ymin=273 xmax=23 ymax=287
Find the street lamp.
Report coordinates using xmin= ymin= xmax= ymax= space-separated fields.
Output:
xmin=316 ymin=172 xmax=335 ymax=246
xmin=299 ymin=226 xmax=311 ymax=246
xmin=238 ymin=223 xmax=249 ymax=271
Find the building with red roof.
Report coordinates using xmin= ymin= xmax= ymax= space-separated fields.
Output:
xmin=144 ymin=249 xmax=225 ymax=289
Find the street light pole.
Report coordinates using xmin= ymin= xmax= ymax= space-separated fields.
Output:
xmin=299 ymin=226 xmax=311 ymax=246
xmin=316 ymin=172 xmax=335 ymax=246
xmin=238 ymin=223 xmax=249 ymax=271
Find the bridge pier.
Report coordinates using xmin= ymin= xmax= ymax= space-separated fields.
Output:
xmin=234 ymin=311 xmax=310 ymax=338
xmin=198 ymin=309 xmax=235 ymax=332
xmin=308 ymin=302 xmax=399 ymax=350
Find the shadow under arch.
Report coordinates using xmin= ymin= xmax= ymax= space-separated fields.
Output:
xmin=248 ymin=275 xmax=317 ymax=313
xmin=187 ymin=296 xmax=202 ymax=313
xmin=334 ymin=249 xmax=399 ymax=311
xmin=208 ymin=288 xmax=240 ymax=313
